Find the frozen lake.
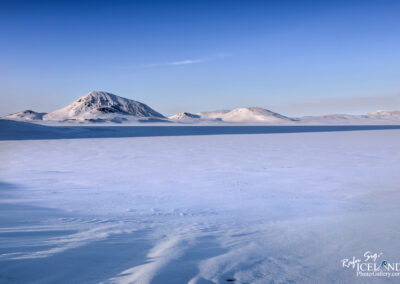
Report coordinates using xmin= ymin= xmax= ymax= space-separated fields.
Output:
xmin=1 ymin=124 xmax=400 ymax=283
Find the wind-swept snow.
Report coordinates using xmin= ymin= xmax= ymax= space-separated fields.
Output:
xmin=1 ymin=128 xmax=400 ymax=283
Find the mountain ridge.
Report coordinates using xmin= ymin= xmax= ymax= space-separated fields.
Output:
xmin=2 ymin=91 xmax=400 ymax=124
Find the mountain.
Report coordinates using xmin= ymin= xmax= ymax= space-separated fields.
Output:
xmin=220 ymin=107 xmax=293 ymax=123
xmin=363 ymin=110 xmax=400 ymax=120
xmin=196 ymin=107 xmax=293 ymax=123
xmin=2 ymin=110 xmax=46 ymax=121
xmin=43 ymin=91 xmax=166 ymax=122
xmin=298 ymin=114 xmax=360 ymax=124
xmin=298 ymin=110 xmax=400 ymax=124
xmin=168 ymin=112 xmax=201 ymax=121
xmin=3 ymin=91 xmax=400 ymax=125
xmin=196 ymin=110 xmax=230 ymax=120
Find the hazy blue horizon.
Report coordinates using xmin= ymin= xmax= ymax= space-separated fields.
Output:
xmin=1 ymin=0 xmax=400 ymax=117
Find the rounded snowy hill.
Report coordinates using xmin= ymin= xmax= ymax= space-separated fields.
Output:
xmin=2 ymin=110 xmax=46 ymax=121
xmin=363 ymin=110 xmax=400 ymax=119
xmin=220 ymin=107 xmax=293 ymax=123
xmin=43 ymin=91 xmax=166 ymax=122
xmin=196 ymin=110 xmax=230 ymax=120
xmin=298 ymin=110 xmax=400 ymax=124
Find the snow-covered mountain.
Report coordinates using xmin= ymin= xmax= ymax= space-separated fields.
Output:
xmin=2 ymin=110 xmax=46 ymax=121
xmin=363 ymin=110 xmax=400 ymax=120
xmin=2 ymin=91 xmax=400 ymax=125
xmin=220 ymin=107 xmax=293 ymax=123
xmin=196 ymin=110 xmax=230 ymax=120
xmin=298 ymin=110 xmax=400 ymax=124
xmin=195 ymin=107 xmax=293 ymax=123
xmin=168 ymin=112 xmax=201 ymax=121
xmin=43 ymin=91 xmax=166 ymax=122
xmin=298 ymin=114 xmax=360 ymax=124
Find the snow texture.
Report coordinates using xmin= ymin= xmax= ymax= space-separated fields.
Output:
xmin=1 ymin=123 xmax=400 ymax=283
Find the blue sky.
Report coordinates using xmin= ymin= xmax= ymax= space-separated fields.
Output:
xmin=1 ymin=0 xmax=400 ymax=116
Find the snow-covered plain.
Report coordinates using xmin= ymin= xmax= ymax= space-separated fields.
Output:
xmin=1 ymin=126 xmax=400 ymax=283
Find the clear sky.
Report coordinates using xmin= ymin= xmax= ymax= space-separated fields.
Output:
xmin=1 ymin=0 xmax=400 ymax=117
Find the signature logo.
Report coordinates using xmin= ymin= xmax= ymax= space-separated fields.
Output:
xmin=341 ymin=251 xmax=400 ymax=277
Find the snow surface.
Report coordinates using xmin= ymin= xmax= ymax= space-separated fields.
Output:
xmin=1 ymin=125 xmax=400 ymax=283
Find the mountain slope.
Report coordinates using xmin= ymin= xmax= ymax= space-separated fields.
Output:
xmin=43 ymin=91 xmax=166 ymax=122
xmin=168 ymin=112 xmax=200 ymax=121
